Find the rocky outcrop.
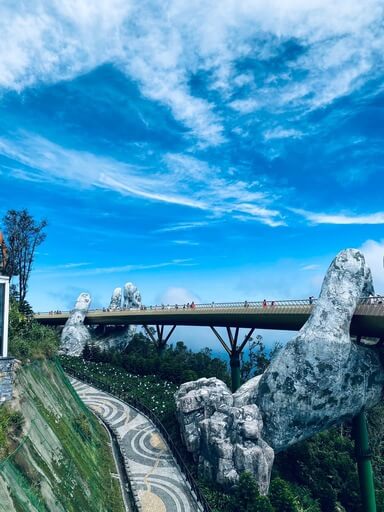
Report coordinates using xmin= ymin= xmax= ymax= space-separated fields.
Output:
xmin=123 ymin=282 xmax=141 ymax=309
xmin=175 ymin=249 xmax=384 ymax=492
xmin=176 ymin=378 xmax=274 ymax=494
xmin=60 ymin=293 xmax=92 ymax=356
xmin=109 ymin=287 xmax=122 ymax=310
xmin=0 ymin=357 xmax=15 ymax=402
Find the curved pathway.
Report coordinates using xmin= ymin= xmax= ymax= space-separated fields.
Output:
xmin=70 ymin=378 xmax=201 ymax=512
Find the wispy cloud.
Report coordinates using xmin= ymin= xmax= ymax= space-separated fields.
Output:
xmin=1 ymin=132 xmax=283 ymax=226
xmin=37 ymin=258 xmax=196 ymax=278
xmin=264 ymin=128 xmax=303 ymax=141
xmin=292 ymin=208 xmax=384 ymax=225
xmin=154 ymin=221 xmax=211 ymax=233
xmin=172 ymin=240 xmax=200 ymax=246
xmin=1 ymin=0 xmax=383 ymax=146
xmin=301 ymin=264 xmax=320 ymax=271
xmin=35 ymin=262 xmax=91 ymax=273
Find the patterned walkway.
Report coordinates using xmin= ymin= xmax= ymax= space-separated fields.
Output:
xmin=70 ymin=379 xmax=200 ymax=512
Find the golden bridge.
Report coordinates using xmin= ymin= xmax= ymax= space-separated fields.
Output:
xmin=35 ymin=297 xmax=384 ymax=338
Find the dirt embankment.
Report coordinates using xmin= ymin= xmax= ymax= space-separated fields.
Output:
xmin=0 ymin=360 xmax=125 ymax=512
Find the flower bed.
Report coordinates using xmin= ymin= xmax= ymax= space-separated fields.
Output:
xmin=59 ymin=356 xmax=178 ymax=420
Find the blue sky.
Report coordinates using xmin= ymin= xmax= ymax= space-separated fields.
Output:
xmin=1 ymin=1 xmax=384 ymax=349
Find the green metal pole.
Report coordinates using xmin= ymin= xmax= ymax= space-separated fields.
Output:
xmin=353 ymin=409 xmax=377 ymax=512
xmin=230 ymin=351 xmax=241 ymax=392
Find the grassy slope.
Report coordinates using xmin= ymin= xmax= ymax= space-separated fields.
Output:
xmin=0 ymin=360 xmax=125 ymax=512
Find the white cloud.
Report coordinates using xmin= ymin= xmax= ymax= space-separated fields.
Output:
xmin=229 ymin=99 xmax=259 ymax=114
xmin=172 ymin=240 xmax=200 ymax=246
xmin=36 ymin=258 xmax=195 ymax=278
xmin=264 ymin=128 xmax=302 ymax=140
xmin=155 ymin=221 xmax=211 ymax=233
xmin=35 ymin=262 xmax=91 ymax=273
xmin=1 ymin=131 xmax=283 ymax=226
xmin=158 ymin=286 xmax=201 ymax=305
xmin=301 ymin=264 xmax=320 ymax=271
xmin=359 ymin=239 xmax=384 ymax=293
xmin=292 ymin=208 xmax=384 ymax=225
xmin=0 ymin=0 xmax=383 ymax=145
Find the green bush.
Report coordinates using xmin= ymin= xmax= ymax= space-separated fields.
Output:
xmin=269 ymin=478 xmax=299 ymax=512
xmin=8 ymin=297 xmax=59 ymax=360
xmin=84 ymin=333 xmax=230 ymax=386
xmin=73 ymin=414 xmax=92 ymax=441
xmin=274 ymin=427 xmax=360 ymax=511
xmin=253 ymin=496 xmax=275 ymax=512
xmin=0 ymin=405 xmax=24 ymax=457
xmin=232 ymin=471 xmax=262 ymax=512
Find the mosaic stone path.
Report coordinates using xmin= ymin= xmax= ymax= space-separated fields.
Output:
xmin=70 ymin=378 xmax=201 ymax=512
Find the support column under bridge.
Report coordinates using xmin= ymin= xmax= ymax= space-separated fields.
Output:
xmin=142 ymin=324 xmax=177 ymax=352
xmin=210 ymin=326 xmax=255 ymax=392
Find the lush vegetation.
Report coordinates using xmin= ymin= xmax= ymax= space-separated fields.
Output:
xmin=60 ymin=355 xmax=178 ymax=420
xmin=8 ymin=291 xmax=59 ymax=360
xmin=83 ymin=332 xmax=231 ymax=386
xmin=1 ymin=208 xmax=47 ymax=305
xmin=0 ymin=404 xmax=23 ymax=458
xmin=59 ymin=334 xmax=384 ymax=512
xmin=3 ymin=268 xmax=383 ymax=511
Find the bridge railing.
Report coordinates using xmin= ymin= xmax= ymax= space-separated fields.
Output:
xmin=35 ymin=295 xmax=384 ymax=316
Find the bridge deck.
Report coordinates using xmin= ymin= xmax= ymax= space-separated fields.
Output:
xmin=35 ymin=300 xmax=384 ymax=338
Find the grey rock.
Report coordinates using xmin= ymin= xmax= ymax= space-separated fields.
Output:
xmin=109 ymin=287 xmax=122 ymax=310
xmin=60 ymin=293 xmax=92 ymax=356
xmin=0 ymin=358 xmax=15 ymax=403
xmin=175 ymin=248 xmax=384 ymax=492
xmin=176 ymin=378 xmax=233 ymax=453
xmin=175 ymin=378 xmax=274 ymax=493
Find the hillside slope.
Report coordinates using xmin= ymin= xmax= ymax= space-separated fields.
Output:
xmin=0 ymin=359 xmax=125 ymax=512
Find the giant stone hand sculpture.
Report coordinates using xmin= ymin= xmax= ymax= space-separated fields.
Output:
xmin=175 ymin=249 xmax=384 ymax=493
xmin=60 ymin=292 xmax=92 ymax=356
xmin=123 ymin=282 xmax=142 ymax=309
xmin=60 ymin=282 xmax=143 ymax=354
xmin=109 ymin=287 xmax=122 ymax=310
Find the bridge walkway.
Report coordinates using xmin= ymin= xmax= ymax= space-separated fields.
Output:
xmin=35 ymin=297 xmax=384 ymax=338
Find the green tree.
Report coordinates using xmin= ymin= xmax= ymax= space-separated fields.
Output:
xmin=269 ymin=478 xmax=298 ymax=512
xmin=2 ymin=209 xmax=47 ymax=304
xmin=254 ymin=496 xmax=275 ymax=512
xmin=82 ymin=342 xmax=91 ymax=361
xmin=241 ymin=337 xmax=281 ymax=381
xmin=232 ymin=472 xmax=264 ymax=512
xmin=8 ymin=294 xmax=59 ymax=360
